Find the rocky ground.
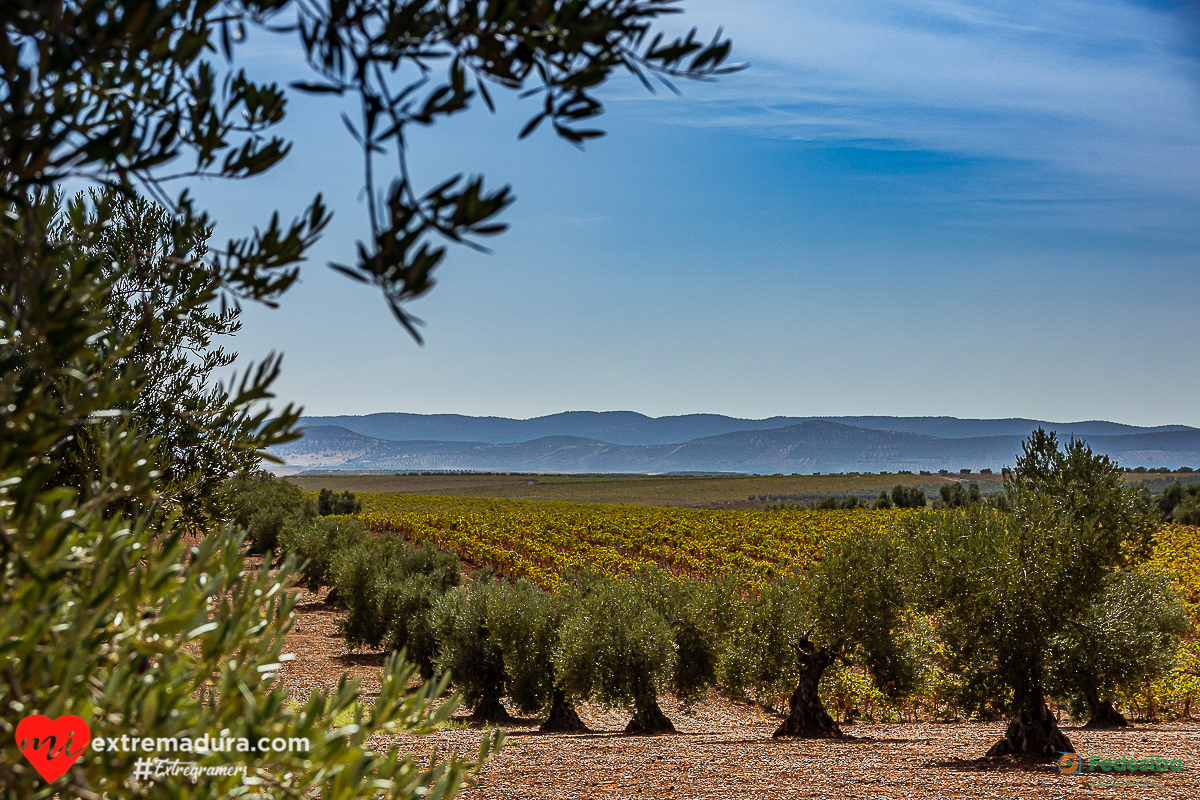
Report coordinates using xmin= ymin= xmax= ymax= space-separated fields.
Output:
xmin=274 ymin=584 xmax=1200 ymax=800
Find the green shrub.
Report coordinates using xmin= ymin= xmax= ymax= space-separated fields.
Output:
xmin=632 ymin=573 xmax=729 ymax=706
xmin=333 ymin=535 xmax=461 ymax=663
xmin=432 ymin=584 xmax=511 ymax=721
xmin=986 ymin=492 xmax=1010 ymax=511
xmin=719 ymin=577 xmax=806 ymax=706
xmin=486 ymin=580 xmax=572 ymax=715
xmin=318 ymin=487 xmax=364 ymax=516
xmin=333 ymin=540 xmax=390 ymax=649
xmin=1159 ymin=481 xmax=1200 ymax=525
xmin=280 ymin=516 xmax=369 ymax=591
xmin=1047 ymin=568 xmax=1188 ymax=725
xmin=228 ymin=471 xmax=316 ymax=554
xmin=380 ymin=576 xmax=444 ymax=679
xmin=891 ymin=485 xmax=927 ymax=509
xmin=938 ymin=482 xmax=982 ymax=509
xmin=396 ymin=539 xmax=462 ymax=592
xmin=1174 ymin=494 xmax=1200 ymax=526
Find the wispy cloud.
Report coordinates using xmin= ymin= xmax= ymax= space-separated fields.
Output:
xmin=623 ymin=0 xmax=1200 ymax=197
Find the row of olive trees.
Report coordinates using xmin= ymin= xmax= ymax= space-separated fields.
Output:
xmin=262 ymin=433 xmax=1187 ymax=758
xmin=249 ymin=487 xmax=911 ymax=735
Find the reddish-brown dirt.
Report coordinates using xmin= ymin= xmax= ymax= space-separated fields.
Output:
xmin=275 ymin=585 xmax=1200 ymax=799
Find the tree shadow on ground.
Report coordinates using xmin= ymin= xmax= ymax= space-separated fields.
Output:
xmin=1062 ymin=724 xmax=1194 ymax=732
xmin=773 ymin=735 xmax=937 ymax=745
xmin=449 ymin=715 xmax=543 ymax=729
xmin=330 ymin=653 xmax=388 ymax=668
xmin=667 ymin=733 xmax=933 ymax=747
xmin=293 ymin=599 xmax=340 ymax=612
xmin=930 ymin=756 xmax=1059 ymax=774
xmin=503 ymin=729 xmax=614 ymax=738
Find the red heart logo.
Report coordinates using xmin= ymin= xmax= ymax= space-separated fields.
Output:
xmin=16 ymin=715 xmax=90 ymax=784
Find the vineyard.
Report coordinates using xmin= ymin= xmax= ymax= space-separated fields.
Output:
xmin=1144 ymin=523 xmax=1200 ymax=718
xmin=338 ymin=492 xmax=1200 ymax=721
xmin=353 ymin=493 xmax=902 ymax=589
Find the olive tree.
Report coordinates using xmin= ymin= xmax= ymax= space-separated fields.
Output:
xmin=891 ymin=485 xmax=927 ymax=509
xmin=334 ymin=535 xmax=460 ymax=678
xmin=906 ymin=430 xmax=1159 ymax=759
xmin=431 ymin=584 xmax=513 ymax=723
xmin=229 ymin=469 xmax=317 ymax=554
xmin=1046 ymin=568 xmax=1188 ymax=728
xmin=318 ymin=488 xmax=363 ymax=516
xmin=486 ymin=580 xmax=588 ymax=732
xmin=278 ymin=515 xmax=368 ymax=592
xmin=721 ymin=526 xmax=915 ymax=738
xmin=555 ymin=581 xmax=678 ymax=734
xmin=57 ymin=189 xmax=260 ymax=525
xmin=1157 ymin=481 xmax=1200 ymax=525
xmin=631 ymin=572 xmax=739 ymax=708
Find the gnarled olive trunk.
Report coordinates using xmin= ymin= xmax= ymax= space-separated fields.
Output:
xmin=773 ymin=640 xmax=843 ymax=739
xmin=470 ymin=690 xmax=515 ymax=724
xmin=540 ymin=689 xmax=589 ymax=733
xmin=1083 ymin=689 xmax=1129 ymax=729
xmin=985 ymin=692 xmax=1073 ymax=760
xmin=625 ymin=698 xmax=676 ymax=735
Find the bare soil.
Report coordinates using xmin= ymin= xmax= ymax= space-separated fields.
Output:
xmin=275 ymin=585 xmax=1200 ymax=800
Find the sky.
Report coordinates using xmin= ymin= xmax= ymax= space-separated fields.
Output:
xmin=196 ymin=0 xmax=1200 ymax=426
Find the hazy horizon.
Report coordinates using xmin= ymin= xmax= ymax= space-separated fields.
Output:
xmin=298 ymin=409 xmax=1198 ymax=429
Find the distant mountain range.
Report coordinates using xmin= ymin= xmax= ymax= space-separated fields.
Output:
xmin=268 ymin=413 xmax=1200 ymax=474
xmin=293 ymin=411 xmax=1193 ymax=446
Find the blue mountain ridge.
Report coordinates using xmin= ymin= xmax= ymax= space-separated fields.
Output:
xmin=294 ymin=411 xmax=1194 ymax=447
xmin=269 ymin=417 xmax=1200 ymax=474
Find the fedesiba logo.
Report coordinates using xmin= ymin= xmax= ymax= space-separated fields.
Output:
xmin=1059 ymin=750 xmax=1184 ymax=774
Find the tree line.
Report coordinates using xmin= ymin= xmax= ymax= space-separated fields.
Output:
xmin=762 ymin=482 xmax=1006 ymax=511
xmin=1154 ymin=481 xmax=1200 ymax=525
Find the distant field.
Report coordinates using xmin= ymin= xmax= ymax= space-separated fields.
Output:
xmin=284 ymin=471 xmax=1008 ymax=507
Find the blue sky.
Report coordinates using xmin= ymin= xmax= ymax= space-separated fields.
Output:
xmin=199 ymin=0 xmax=1200 ymax=426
